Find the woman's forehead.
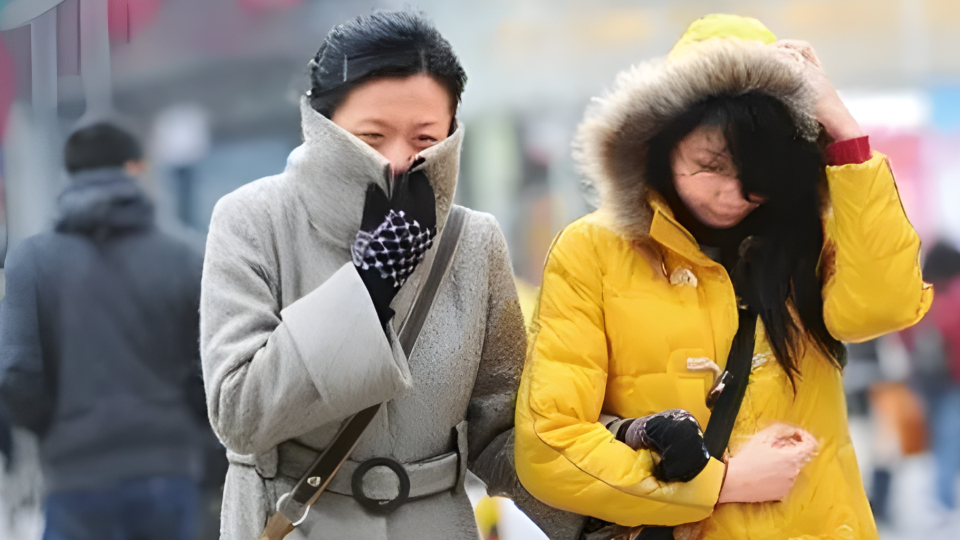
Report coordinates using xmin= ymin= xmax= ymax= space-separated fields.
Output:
xmin=675 ymin=125 xmax=731 ymax=159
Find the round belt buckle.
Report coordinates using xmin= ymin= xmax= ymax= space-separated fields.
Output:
xmin=351 ymin=457 xmax=411 ymax=515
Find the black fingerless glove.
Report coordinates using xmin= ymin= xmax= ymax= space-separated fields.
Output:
xmin=610 ymin=409 xmax=710 ymax=483
xmin=352 ymin=167 xmax=437 ymax=327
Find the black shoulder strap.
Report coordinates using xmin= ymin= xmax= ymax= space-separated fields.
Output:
xmin=397 ymin=205 xmax=466 ymax=356
xmin=702 ymin=309 xmax=758 ymax=458
xmin=612 ymin=310 xmax=759 ymax=540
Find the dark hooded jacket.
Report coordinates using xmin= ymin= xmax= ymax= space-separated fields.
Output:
xmin=0 ymin=168 xmax=207 ymax=493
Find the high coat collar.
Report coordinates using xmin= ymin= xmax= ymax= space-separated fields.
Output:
xmin=285 ymin=97 xmax=463 ymax=249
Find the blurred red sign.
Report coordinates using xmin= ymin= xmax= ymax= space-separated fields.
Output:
xmin=236 ymin=0 xmax=304 ymax=13
xmin=0 ymin=38 xmax=14 ymax=137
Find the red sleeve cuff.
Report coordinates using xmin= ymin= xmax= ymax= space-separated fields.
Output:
xmin=825 ymin=136 xmax=871 ymax=166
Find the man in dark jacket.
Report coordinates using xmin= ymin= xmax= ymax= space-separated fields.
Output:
xmin=0 ymin=123 xmax=207 ymax=540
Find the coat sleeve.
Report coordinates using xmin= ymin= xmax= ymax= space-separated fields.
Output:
xmin=821 ymin=152 xmax=933 ymax=343
xmin=514 ymin=222 xmax=725 ymax=527
xmin=0 ymin=240 xmax=55 ymax=434
xmin=464 ymin=213 xmax=526 ymax=463
xmin=200 ymin=193 xmax=412 ymax=457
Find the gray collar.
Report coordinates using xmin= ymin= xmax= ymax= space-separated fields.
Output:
xmin=284 ymin=97 xmax=463 ymax=249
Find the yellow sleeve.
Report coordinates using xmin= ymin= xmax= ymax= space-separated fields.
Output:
xmin=821 ymin=152 xmax=933 ymax=343
xmin=514 ymin=221 xmax=725 ymax=527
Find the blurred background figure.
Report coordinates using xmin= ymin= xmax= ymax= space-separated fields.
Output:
xmin=901 ymin=241 xmax=960 ymax=514
xmin=474 ymin=495 xmax=501 ymax=540
xmin=0 ymin=123 xmax=210 ymax=540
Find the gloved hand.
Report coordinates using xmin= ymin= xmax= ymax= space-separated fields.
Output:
xmin=611 ymin=409 xmax=710 ymax=482
xmin=352 ymin=167 xmax=437 ymax=326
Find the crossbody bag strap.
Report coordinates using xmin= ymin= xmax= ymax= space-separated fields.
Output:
xmin=589 ymin=309 xmax=759 ymax=540
xmin=397 ymin=205 xmax=467 ymax=355
xmin=258 ymin=206 xmax=468 ymax=540
xmin=702 ymin=309 xmax=758 ymax=459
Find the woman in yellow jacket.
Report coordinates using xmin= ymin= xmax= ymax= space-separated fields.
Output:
xmin=514 ymin=14 xmax=932 ymax=540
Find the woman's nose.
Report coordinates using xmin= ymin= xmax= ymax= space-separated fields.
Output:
xmin=381 ymin=141 xmax=418 ymax=175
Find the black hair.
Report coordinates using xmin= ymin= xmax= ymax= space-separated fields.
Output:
xmin=64 ymin=123 xmax=143 ymax=174
xmin=307 ymin=10 xmax=467 ymax=121
xmin=924 ymin=240 xmax=960 ymax=285
xmin=647 ymin=92 xmax=845 ymax=386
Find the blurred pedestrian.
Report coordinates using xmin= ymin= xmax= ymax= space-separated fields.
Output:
xmin=902 ymin=240 xmax=960 ymax=512
xmin=0 ymin=123 xmax=209 ymax=540
xmin=200 ymin=10 xmax=525 ymax=540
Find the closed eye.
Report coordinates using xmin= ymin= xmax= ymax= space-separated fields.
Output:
xmin=695 ymin=162 xmax=734 ymax=176
xmin=415 ymin=135 xmax=439 ymax=148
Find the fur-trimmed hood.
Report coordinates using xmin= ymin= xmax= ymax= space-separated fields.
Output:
xmin=574 ymin=21 xmax=819 ymax=242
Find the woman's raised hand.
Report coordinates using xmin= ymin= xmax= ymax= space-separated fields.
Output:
xmin=717 ymin=422 xmax=819 ymax=504
xmin=352 ymin=170 xmax=437 ymax=326
xmin=772 ymin=40 xmax=865 ymax=143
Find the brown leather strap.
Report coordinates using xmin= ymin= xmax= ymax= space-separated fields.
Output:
xmin=256 ymin=513 xmax=294 ymax=540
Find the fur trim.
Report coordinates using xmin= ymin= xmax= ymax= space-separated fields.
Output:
xmin=573 ymin=38 xmax=818 ymax=241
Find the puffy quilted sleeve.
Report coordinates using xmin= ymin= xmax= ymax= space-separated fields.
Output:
xmin=514 ymin=220 xmax=725 ymax=527
xmin=821 ymin=152 xmax=933 ymax=342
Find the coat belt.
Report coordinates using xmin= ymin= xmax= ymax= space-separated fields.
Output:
xmin=271 ymin=440 xmax=461 ymax=501
xmin=226 ymin=446 xmax=460 ymax=501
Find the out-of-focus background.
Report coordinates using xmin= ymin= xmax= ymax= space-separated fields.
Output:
xmin=0 ymin=1 xmax=959 ymax=539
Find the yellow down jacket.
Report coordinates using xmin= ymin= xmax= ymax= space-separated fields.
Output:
xmin=514 ymin=15 xmax=932 ymax=540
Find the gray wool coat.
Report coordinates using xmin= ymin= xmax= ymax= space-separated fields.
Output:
xmin=200 ymin=99 xmax=526 ymax=540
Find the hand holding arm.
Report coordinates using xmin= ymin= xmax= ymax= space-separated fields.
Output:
xmin=717 ymin=423 xmax=819 ymax=504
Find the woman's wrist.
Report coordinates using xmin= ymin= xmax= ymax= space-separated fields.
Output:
xmin=717 ymin=456 xmax=730 ymax=505
xmin=825 ymin=136 xmax=871 ymax=166
xmin=817 ymin=95 xmax=865 ymax=142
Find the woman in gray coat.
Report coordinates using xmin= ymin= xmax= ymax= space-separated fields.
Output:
xmin=200 ymin=10 xmax=526 ymax=540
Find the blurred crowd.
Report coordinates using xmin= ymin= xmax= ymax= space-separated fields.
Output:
xmin=842 ymin=241 xmax=960 ymax=538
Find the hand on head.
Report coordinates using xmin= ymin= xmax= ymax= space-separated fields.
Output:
xmin=771 ymin=40 xmax=864 ymax=142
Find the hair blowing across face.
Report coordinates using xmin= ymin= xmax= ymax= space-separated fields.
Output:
xmin=307 ymin=10 xmax=467 ymax=122
xmin=647 ymin=92 xmax=846 ymax=386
